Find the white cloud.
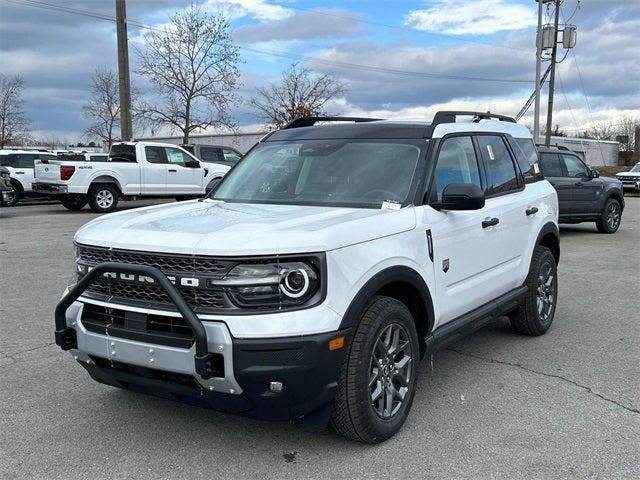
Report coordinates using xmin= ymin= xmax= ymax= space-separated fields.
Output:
xmin=202 ymin=0 xmax=291 ymax=21
xmin=405 ymin=0 xmax=537 ymax=35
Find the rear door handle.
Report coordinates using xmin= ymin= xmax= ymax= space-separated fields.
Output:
xmin=168 ymin=169 xmax=177 ymax=172
xmin=574 ymin=182 xmax=583 ymax=187
xmin=482 ymin=217 xmax=499 ymax=228
xmin=526 ymin=206 xmax=538 ymax=216
xmin=15 ymin=171 xmax=24 ymax=174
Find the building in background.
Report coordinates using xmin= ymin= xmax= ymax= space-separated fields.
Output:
xmin=536 ymin=136 xmax=620 ymax=166
xmin=137 ymin=131 xmax=266 ymax=154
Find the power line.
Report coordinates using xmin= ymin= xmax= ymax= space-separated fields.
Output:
xmin=3 ymin=0 xmax=536 ymax=84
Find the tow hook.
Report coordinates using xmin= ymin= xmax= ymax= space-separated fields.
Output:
xmin=194 ymin=352 xmax=217 ymax=379
xmin=55 ymin=327 xmax=77 ymax=350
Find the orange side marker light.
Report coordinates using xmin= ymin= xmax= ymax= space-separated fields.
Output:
xmin=328 ymin=336 xmax=345 ymax=351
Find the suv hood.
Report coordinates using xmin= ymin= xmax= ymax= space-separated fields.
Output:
xmin=75 ymin=200 xmax=416 ymax=255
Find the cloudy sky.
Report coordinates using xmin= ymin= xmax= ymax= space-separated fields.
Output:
xmin=1 ymin=0 xmax=638 ymax=142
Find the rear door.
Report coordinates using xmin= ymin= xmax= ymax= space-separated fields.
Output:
xmin=421 ymin=134 xmax=505 ymax=324
xmin=476 ymin=134 xmax=532 ymax=290
xmin=559 ymin=153 xmax=601 ymax=214
xmin=141 ymin=146 xmax=167 ymax=194
xmin=164 ymin=146 xmax=203 ymax=194
xmin=540 ymin=152 xmax=574 ymax=214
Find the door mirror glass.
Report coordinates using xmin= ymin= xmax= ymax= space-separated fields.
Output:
xmin=440 ymin=183 xmax=485 ymax=211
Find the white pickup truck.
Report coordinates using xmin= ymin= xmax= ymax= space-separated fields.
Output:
xmin=32 ymin=141 xmax=229 ymax=212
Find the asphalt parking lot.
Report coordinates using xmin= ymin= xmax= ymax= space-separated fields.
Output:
xmin=1 ymin=198 xmax=639 ymax=479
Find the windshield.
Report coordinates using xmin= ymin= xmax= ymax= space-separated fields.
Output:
xmin=212 ymin=139 xmax=424 ymax=208
xmin=631 ymin=163 xmax=640 ymax=173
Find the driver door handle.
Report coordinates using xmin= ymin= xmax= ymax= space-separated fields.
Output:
xmin=168 ymin=169 xmax=177 ymax=172
xmin=526 ymin=206 xmax=538 ymax=216
xmin=482 ymin=217 xmax=499 ymax=228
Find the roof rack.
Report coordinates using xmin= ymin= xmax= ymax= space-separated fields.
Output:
xmin=424 ymin=111 xmax=516 ymax=137
xmin=282 ymin=116 xmax=382 ymax=129
xmin=535 ymin=143 xmax=570 ymax=151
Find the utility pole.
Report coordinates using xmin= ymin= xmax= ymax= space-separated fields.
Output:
xmin=544 ymin=0 xmax=561 ymax=147
xmin=116 ymin=0 xmax=132 ymax=141
xmin=533 ymin=0 xmax=545 ymax=142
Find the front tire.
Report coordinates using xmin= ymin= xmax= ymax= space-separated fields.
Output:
xmin=60 ymin=194 xmax=87 ymax=210
xmin=596 ymin=198 xmax=621 ymax=234
xmin=88 ymin=184 xmax=118 ymax=213
xmin=509 ymin=245 xmax=558 ymax=336
xmin=331 ymin=296 xmax=419 ymax=443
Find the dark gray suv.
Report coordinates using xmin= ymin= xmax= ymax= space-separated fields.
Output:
xmin=538 ymin=145 xmax=624 ymax=233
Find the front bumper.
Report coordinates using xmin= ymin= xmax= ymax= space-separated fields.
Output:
xmin=32 ymin=182 xmax=68 ymax=194
xmin=620 ymin=180 xmax=640 ymax=191
xmin=55 ymin=262 xmax=350 ymax=421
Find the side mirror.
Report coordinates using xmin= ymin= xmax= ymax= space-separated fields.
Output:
xmin=590 ymin=169 xmax=600 ymax=178
xmin=185 ymin=159 xmax=200 ymax=168
xmin=439 ymin=183 xmax=485 ymax=211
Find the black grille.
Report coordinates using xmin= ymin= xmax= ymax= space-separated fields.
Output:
xmin=77 ymin=245 xmax=236 ymax=276
xmin=77 ymin=245 xmax=235 ymax=312
xmin=85 ymin=278 xmax=227 ymax=312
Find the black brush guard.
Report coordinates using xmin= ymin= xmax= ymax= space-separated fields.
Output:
xmin=54 ymin=262 xmax=218 ymax=379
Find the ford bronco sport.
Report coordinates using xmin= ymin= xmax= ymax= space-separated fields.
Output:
xmin=54 ymin=112 xmax=560 ymax=443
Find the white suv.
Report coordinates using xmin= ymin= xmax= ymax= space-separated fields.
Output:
xmin=0 ymin=149 xmax=59 ymax=201
xmin=54 ymin=112 xmax=560 ymax=443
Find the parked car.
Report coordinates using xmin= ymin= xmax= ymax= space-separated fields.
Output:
xmin=615 ymin=162 xmax=640 ymax=192
xmin=0 ymin=149 xmax=60 ymax=201
xmin=537 ymin=145 xmax=624 ymax=234
xmin=181 ymin=144 xmax=243 ymax=167
xmin=32 ymin=141 xmax=229 ymax=213
xmin=54 ymin=112 xmax=560 ymax=443
xmin=0 ymin=166 xmax=17 ymax=206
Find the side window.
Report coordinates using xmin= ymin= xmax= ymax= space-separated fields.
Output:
xmin=165 ymin=147 xmax=191 ymax=166
xmin=561 ymin=154 xmax=589 ymax=178
xmin=89 ymin=155 xmax=108 ymax=162
xmin=432 ymin=136 xmax=482 ymax=201
xmin=199 ymin=147 xmax=224 ymax=163
xmin=145 ymin=146 xmax=165 ymax=164
xmin=42 ymin=154 xmax=60 ymax=162
xmin=0 ymin=155 xmax=16 ymax=167
xmin=511 ymin=137 xmax=541 ymax=182
xmin=477 ymin=135 xmax=518 ymax=195
xmin=223 ymin=149 xmax=242 ymax=163
xmin=540 ymin=153 xmax=564 ymax=177
xmin=16 ymin=154 xmax=36 ymax=168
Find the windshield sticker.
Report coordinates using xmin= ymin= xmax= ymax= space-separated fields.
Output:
xmin=486 ymin=145 xmax=495 ymax=160
xmin=381 ymin=200 xmax=401 ymax=211
xmin=533 ymin=162 xmax=540 ymax=174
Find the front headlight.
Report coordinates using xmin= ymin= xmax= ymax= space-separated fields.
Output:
xmin=68 ymin=244 xmax=82 ymax=287
xmin=214 ymin=257 xmax=323 ymax=309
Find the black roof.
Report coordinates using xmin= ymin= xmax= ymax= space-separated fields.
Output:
xmin=265 ymin=122 xmax=431 ymax=142
xmin=264 ymin=112 xmax=517 ymax=142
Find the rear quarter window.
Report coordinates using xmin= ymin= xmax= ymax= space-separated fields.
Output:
xmin=109 ymin=144 xmax=137 ymax=162
xmin=511 ymin=137 xmax=543 ymax=183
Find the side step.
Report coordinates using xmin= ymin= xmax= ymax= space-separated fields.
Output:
xmin=425 ymin=285 xmax=527 ymax=354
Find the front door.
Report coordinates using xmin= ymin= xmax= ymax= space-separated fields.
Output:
xmin=420 ymin=134 xmax=505 ymax=326
xmin=559 ymin=153 xmax=602 ymax=215
xmin=164 ymin=146 xmax=204 ymax=194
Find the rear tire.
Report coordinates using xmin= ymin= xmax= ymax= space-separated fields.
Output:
xmin=331 ymin=296 xmax=419 ymax=443
xmin=88 ymin=184 xmax=118 ymax=213
xmin=1 ymin=185 xmax=19 ymax=207
xmin=509 ymin=245 xmax=558 ymax=336
xmin=60 ymin=194 xmax=87 ymax=210
xmin=595 ymin=198 xmax=621 ymax=234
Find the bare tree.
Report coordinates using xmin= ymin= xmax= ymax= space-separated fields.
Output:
xmin=81 ymin=68 xmax=121 ymax=149
xmin=584 ymin=120 xmax=616 ymax=141
xmin=615 ymin=115 xmax=639 ymax=152
xmin=137 ymin=5 xmax=241 ymax=144
xmin=250 ymin=63 xmax=347 ymax=129
xmin=0 ymin=74 xmax=30 ymax=148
